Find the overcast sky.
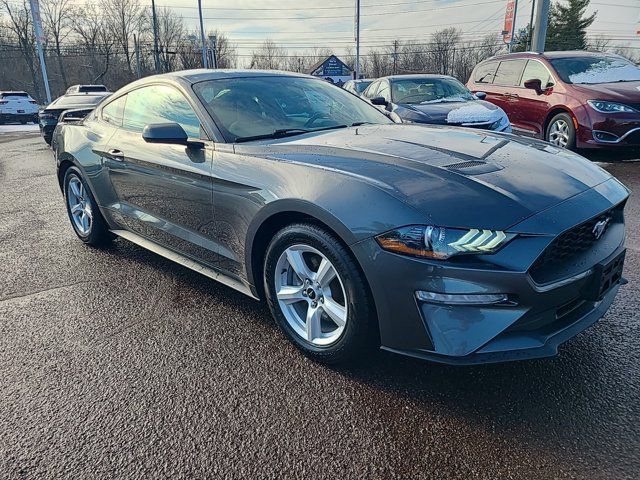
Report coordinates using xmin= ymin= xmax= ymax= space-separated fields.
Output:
xmin=139 ymin=0 xmax=640 ymax=59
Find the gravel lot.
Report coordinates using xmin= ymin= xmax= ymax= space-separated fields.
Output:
xmin=0 ymin=131 xmax=639 ymax=479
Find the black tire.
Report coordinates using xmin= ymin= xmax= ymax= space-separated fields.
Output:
xmin=43 ymin=135 xmax=52 ymax=146
xmin=264 ymin=223 xmax=375 ymax=364
xmin=546 ymin=112 xmax=576 ymax=150
xmin=63 ymin=166 xmax=111 ymax=246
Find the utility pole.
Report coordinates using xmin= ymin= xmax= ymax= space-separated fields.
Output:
xmin=28 ymin=0 xmax=51 ymax=103
xmin=354 ymin=0 xmax=360 ymax=79
xmin=134 ymin=34 xmax=142 ymax=78
xmin=151 ymin=0 xmax=160 ymax=73
xmin=531 ymin=0 xmax=551 ymax=52
xmin=527 ymin=0 xmax=536 ymax=50
xmin=198 ymin=0 xmax=208 ymax=68
xmin=209 ymin=34 xmax=217 ymax=68
xmin=392 ymin=40 xmax=398 ymax=75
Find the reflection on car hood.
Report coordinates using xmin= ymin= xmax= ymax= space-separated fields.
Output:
xmin=396 ymin=99 xmax=501 ymax=125
xmin=235 ymin=124 xmax=613 ymax=230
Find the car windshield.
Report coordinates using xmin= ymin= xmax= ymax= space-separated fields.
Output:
xmin=50 ymin=94 xmax=108 ymax=108
xmin=550 ymin=55 xmax=640 ymax=84
xmin=392 ymin=78 xmax=474 ymax=104
xmin=355 ymin=80 xmax=372 ymax=93
xmin=194 ymin=76 xmax=391 ymax=142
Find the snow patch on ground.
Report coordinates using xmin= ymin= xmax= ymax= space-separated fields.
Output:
xmin=569 ymin=61 xmax=640 ymax=84
xmin=0 ymin=124 xmax=39 ymax=134
xmin=445 ymin=103 xmax=502 ymax=124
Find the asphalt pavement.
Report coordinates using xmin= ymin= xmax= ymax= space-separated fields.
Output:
xmin=0 ymin=131 xmax=639 ymax=479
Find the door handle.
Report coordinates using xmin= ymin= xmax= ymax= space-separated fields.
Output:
xmin=505 ymin=93 xmax=519 ymax=99
xmin=107 ymin=148 xmax=124 ymax=161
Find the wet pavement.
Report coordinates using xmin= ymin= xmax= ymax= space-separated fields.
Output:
xmin=0 ymin=132 xmax=638 ymax=479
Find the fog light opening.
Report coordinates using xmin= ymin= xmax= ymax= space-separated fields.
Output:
xmin=592 ymin=130 xmax=620 ymax=143
xmin=416 ymin=291 xmax=510 ymax=305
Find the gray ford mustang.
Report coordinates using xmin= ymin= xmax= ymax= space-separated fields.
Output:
xmin=54 ymin=70 xmax=628 ymax=365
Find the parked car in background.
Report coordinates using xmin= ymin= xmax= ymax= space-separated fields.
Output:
xmin=467 ymin=51 xmax=640 ymax=150
xmin=51 ymin=108 xmax=97 ymax=153
xmin=343 ymin=79 xmax=373 ymax=96
xmin=0 ymin=91 xmax=39 ymax=124
xmin=362 ymin=74 xmax=511 ymax=132
xmin=66 ymin=84 xmax=109 ymax=94
xmin=55 ymin=70 xmax=627 ymax=365
xmin=39 ymin=91 xmax=110 ymax=145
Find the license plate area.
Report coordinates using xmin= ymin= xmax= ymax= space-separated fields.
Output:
xmin=582 ymin=250 xmax=625 ymax=301
xmin=17 ymin=110 xmax=25 ymax=113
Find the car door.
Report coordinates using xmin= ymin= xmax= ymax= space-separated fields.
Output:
xmin=512 ymin=59 xmax=556 ymax=136
xmin=488 ymin=59 xmax=526 ymax=119
xmin=104 ymin=83 xmax=217 ymax=265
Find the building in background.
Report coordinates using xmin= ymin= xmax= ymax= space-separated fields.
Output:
xmin=308 ymin=55 xmax=353 ymax=86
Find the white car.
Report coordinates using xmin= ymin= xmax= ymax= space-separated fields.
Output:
xmin=0 ymin=91 xmax=39 ymax=124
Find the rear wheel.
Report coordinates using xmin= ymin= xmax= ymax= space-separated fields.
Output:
xmin=63 ymin=167 xmax=111 ymax=246
xmin=546 ymin=113 xmax=576 ymax=150
xmin=264 ymin=223 xmax=375 ymax=364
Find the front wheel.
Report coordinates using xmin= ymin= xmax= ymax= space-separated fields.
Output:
xmin=264 ymin=223 xmax=375 ymax=364
xmin=546 ymin=113 xmax=576 ymax=150
xmin=63 ymin=167 xmax=111 ymax=246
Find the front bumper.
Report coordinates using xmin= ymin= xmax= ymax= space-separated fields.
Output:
xmin=577 ymin=108 xmax=640 ymax=149
xmin=351 ymin=179 xmax=628 ymax=365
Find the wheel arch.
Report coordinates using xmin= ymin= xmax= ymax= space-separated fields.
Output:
xmin=245 ymin=200 xmax=373 ymax=299
xmin=543 ymin=107 xmax=577 ymax=138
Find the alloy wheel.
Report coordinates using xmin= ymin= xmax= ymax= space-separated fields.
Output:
xmin=549 ymin=119 xmax=570 ymax=148
xmin=67 ymin=176 xmax=93 ymax=236
xmin=274 ymin=244 xmax=348 ymax=346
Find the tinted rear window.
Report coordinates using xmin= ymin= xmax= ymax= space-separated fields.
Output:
xmin=493 ymin=60 xmax=526 ymax=86
xmin=0 ymin=92 xmax=29 ymax=99
xmin=473 ymin=62 xmax=498 ymax=84
xmin=50 ymin=94 xmax=108 ymax=108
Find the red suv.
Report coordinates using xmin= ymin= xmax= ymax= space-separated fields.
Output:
xmin=467 ymin=51 xmax=640 ymax=150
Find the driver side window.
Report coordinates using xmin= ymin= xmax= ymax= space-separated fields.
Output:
xmin=122 ymin=84 xmax=202 ymax=138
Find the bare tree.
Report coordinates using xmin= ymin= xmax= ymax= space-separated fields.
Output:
xmin=104 ymin=0 xmax=145 ymax=77
xmin=154 ymin=7 xmax=184 ymax=73
xmin=1 ymin=0 xmax=42 ymax=101
xmin=72 ymin=4 xmax=117 ymax=85
xmin=40 ymin=0 xmax=73 ymax=92
xmin=249 ymin=40 xmax=283 ymax=70
xmin=211 ymin=31 xmax=237 ymax=69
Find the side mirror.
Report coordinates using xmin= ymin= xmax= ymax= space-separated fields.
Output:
xmin=523 ymin=78 xmax=544 ymax=95
xmin=475 ymin=91 xmax=487 ymax=100
xmin=143 ymin=122 xmax=188 ymax=144
xmin=371 ymin=96 xmax=388 ymax=106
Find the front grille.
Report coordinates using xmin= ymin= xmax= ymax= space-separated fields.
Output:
xmin=531 ymin=209 xmax=614 ymax=272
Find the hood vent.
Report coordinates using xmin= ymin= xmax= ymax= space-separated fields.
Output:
xmin=443 ymin=160 xmax=503 ymax=175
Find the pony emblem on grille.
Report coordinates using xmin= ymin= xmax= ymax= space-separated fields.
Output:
xmin=592 ymin=218 xmax=610 ymax=240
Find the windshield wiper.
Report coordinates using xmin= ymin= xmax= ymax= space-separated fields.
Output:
xmin=234 ymin=124 xmax=351 ymax=143
xmin=234 ymin=128 xmax=311 ymax=143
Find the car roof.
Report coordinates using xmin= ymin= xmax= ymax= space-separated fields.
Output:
xmin=482 ymin=50 xmax=620 ymax=63
xmin=380 ymin=74 xmax=455 ymax=81
xmin=134 ymin=69 xmax=313 ymax=86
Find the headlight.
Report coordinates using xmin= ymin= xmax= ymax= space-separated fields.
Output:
xmin=375 ymin=225 xmax=515 ymax=260
xmin=587 ymin=100 xmax=638 ymax=114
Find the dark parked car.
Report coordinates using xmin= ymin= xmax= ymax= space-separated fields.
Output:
xmin=55 ymin=70 xmax=627 ymax=365
xmin=39 ymin=92 xmax=110 ymax=144
xmin=343 ymin=79 xmax=373 ymax=96
xmin=467 ymin=51 xmax=640 ymax=150
xmin=362 ymin=74 xmax=511 ymax=132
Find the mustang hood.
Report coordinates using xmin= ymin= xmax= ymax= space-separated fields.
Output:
xmin=235 ymin=124 xmax=613 ymax=231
